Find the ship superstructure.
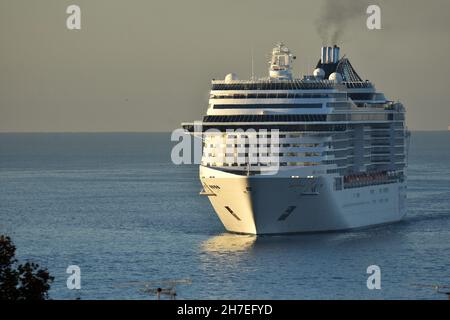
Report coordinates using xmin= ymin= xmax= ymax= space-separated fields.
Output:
xmin=182 ymin=43 xmax=408 ymax=234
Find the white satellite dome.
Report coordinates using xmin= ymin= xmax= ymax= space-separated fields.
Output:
xmin=224 ymin=73 xmax=238 ymax=83
xmin=329 ymin=72 xmax=343 ymax=83
xmin=313 ymin=68 xmax=325 ymax=79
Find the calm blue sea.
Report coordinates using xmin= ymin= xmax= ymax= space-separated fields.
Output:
xmin=0 ymin=132 xmax=449 ymax=300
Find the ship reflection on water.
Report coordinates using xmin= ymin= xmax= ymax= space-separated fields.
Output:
xmin=201 ymin=233 xmax=256 ymax=254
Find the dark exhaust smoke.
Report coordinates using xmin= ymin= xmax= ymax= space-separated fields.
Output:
xmin=316 ymin=0 xmax=374 ymax=45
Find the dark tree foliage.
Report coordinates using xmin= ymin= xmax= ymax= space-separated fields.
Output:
xmin=0 ymin=235 xmax=54 ymax=300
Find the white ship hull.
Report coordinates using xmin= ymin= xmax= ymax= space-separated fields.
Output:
xmin=200 ymin=166 xmax=407 ymax=235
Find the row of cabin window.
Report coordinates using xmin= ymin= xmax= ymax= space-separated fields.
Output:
xmin=204 ymin=143 xmax=322 ymax=148
xmin=206 ymin=152 xmax=322 ymax=157
xmin=203 ymin=162 xmax=321 ymax=167
xmin=214 ymin=134 xmax=312 ymax=139
xmin=210 ymin=93 xmax=347 ymax=99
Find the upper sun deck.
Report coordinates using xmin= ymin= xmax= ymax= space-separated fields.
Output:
xmin=211 ymin=43 xmax=376 ymax=93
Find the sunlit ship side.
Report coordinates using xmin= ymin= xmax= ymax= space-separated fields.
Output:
xmin=183 ymin=43 xmax=408 ymax=235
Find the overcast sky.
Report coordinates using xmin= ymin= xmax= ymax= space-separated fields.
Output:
xmin=1 ymin=0 xmax=449 ymax=132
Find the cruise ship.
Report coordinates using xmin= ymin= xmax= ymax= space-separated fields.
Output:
xmin=182 ymin=43 xmax=408 ymax=235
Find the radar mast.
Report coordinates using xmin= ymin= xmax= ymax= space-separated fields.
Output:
xmin=269 ymin=42 xmax=295 ymax=80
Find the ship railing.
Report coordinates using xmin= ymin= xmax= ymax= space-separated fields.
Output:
xmin=343 ymin=172 xmax=403 ymax=189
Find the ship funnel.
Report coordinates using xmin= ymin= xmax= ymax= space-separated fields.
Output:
xmin=332 ymin=45 xmax=340 ymax=63
xmin=321 ymin=45 xmax=340 ymax=64
xmin=321 ymin=47 xmax=327 ymax=64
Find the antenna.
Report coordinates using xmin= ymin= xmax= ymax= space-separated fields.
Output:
xmin=251 ymin=46 xmax=255 ymax=80
xmin=305 ymin=55 xmax=308 ymax=78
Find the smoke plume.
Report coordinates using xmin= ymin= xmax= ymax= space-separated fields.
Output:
xmin=316 ymin=0 xmax=373 ymax=45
